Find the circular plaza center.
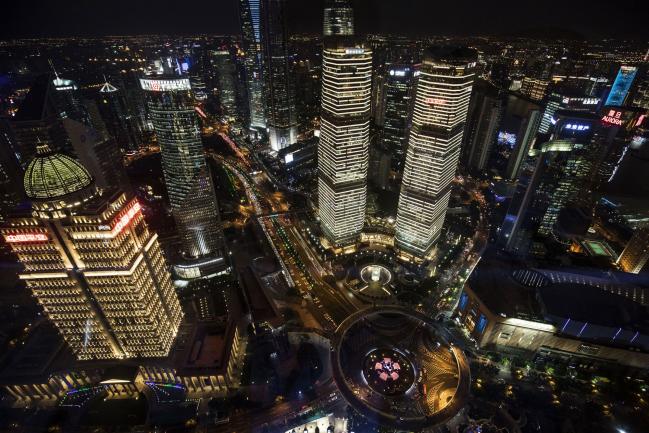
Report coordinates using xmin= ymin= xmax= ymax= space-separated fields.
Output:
xmin=331 ymin=306 xmax=471 ymax=431
xmin=362 ymin=348 xmax=415 ymax=396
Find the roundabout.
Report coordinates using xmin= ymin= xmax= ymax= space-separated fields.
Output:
xmin=330 ymin=306 xmax=471 ymax=431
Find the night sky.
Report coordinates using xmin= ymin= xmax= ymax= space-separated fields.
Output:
xmin=2 ymin=0 xmax=648 ymax=39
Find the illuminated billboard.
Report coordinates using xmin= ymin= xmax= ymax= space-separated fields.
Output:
xmin=601 ymin=109 xmax=624 ymax=126
xmin=140 ymin=78 xmax=191 ymax=92
xmin=4 ymin=233 xmax=48 ymax=243
xmin=605 ymin=66 xmax=638 ymax=106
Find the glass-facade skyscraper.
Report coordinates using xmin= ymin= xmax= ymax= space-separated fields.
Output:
xmin=239 ymin=0 xmax=266 ymax=131
xmin=323 ymin=0 xmax=354 ymax=37
xmin=140 ymin=75 xmax=226 ymax=280
xmin=395 ymin=47 xmax=477 ymax=259
xmin=261 ymin=0 xmax=298 ymax=151
xmin=382 ymin=64 xmax=416 ymax=171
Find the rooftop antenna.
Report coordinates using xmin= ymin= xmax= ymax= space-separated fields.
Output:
xmin=48 ymin=59 xmax=60 ymax=80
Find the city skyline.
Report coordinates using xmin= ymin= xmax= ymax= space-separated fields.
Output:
xmin=0 ymin=1 xmax=648 ymax=432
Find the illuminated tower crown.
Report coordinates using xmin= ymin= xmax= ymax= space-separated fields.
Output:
xmin=24 ymin=143 xmax=98 ymax=217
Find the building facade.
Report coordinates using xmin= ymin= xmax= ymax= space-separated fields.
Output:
xmin=462 ymin=80 xmax=503 ymax=172
xmin=261 ymin=0 xmax=298 ymax=151
xmin=98 ymin=78 xmax=141 ymax=153
xmin=381 ymin=64 xmax=416 ymax=172
xmin=395 ymin=47 xmax=477 ymax=258
xmin=323 ymin=0 xmax=354 ymax=37
xmin=140 ymin=76 xmax=226 ymax=279
xmin=617 ymin=226 xmax=649 ymax=274
xmin=1 ymin=146 xmax=182 ymax=360
xmin=318 ymin=39 xmax=372 ymax=246
xmin=239 ymin=0 xmax=266 ymax=131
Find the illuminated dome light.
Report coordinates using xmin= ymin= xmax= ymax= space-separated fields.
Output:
xmin=23 ymin=144 xmax=97 ymax=216
xmin=99 ymin=79 xmax=118 ymax=93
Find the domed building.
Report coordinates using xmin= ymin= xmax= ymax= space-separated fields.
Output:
xmin=23 ymin=144 xmax=98 ymax=217
xmin=1 ymin=149 xmax=183 ymax=361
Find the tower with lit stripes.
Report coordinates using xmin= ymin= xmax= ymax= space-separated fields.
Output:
xmin=395 ymin=47 xmax=477 ymax=259
xmin=2 ymin=145 xmax=182 ymax=360
xmin=318 ymin=5 xmax=372 ymax=246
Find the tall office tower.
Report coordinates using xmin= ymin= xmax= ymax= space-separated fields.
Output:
xmin=519 ymin=77 xmax=549 ymax=102
xmin=462 ymin=80 xmax=503 ymax=172
xmin=212 ymin=50 xmax=239 ymax=118
xmin=9 ymin=74 xmax=73 ymax=167
xmin=606 ymin=65 xmax=638 ymax=106
xmin=323 ymin=0 xmax=354 ymax=37
xmin=140 ymin=75 xmax=227 ymax=280
xmin=382 ymin=64 xmax=416 ymax=171
xmin=261 ymin=0 xmax=298 ymax=151
xmin=50 ymin=73 xmax=91 ymax=125
xmin=62 ymin=113 xmax=129 ymax=193
xmin=500 ymin=114 xmax=599 ymax=253
xmin=617 ymin=226 xmax=649 ymax=274
xmin=538 ymin=89 xmax=601 ymax=135
xmin=318 ymin=38 xmax=372 ymax=246
xmin=0 ymin=121 xmax=23 ymax=220
xmin=98 ymin=78 xmax=141 ymax=152
xmin=504 ymin=95 xmax=542 ymax=180
xmin=239 ymin=0 xmax=266 ymax=131
xmin=395 ymin=47 xmax=477 ymax=258
xmin=1 ymin=145 xmax=182 ymax=360
xmin=9 ymin=74 xmax=128 ymax=192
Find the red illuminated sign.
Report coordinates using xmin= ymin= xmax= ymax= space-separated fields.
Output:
xmin=425 ymin=97 xmax=446 ymax=105
xmin=601 ymin=109 xmax=624 ymax=126
xmin=194 ymin=106 xmax=207 ymax=119
xmin=112 ymin=202 xmax=142 ymax=235
xmin=4 ymin=233 xmax=48 ymax=243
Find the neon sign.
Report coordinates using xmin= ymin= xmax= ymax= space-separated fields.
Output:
xmin=140 ymin=78 xmax=191 ymax=92
xmin=4 ymin=233 xmax=48 ymax=243
xmin=601 ymin=109 xmax=624 ymax=126
xmin=112 ymin=202 xmax=142 ymax=235
xmin=564 ymin=124 xmax=590 ymax=131
xmin=425 ymin=97 xmax=445 ymax=105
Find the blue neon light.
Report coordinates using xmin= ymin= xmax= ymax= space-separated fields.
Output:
xmin=605 ymin=66 xmax=638 ymax=106
xmin=459 ymin=292 xmax=469 ymax=310
xmin=477 ymin=314 xmax=488 ymax=333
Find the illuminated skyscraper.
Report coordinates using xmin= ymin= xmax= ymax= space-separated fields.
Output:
xmin=261 ymin=0 xmax=298 ymax=151
xmin=323 ymin=0 xmax=354 ymax=37
xmin=318 ymin=33 xmax=372 ymax=245
xmin=239 ymin=0 xmax=266 ymax=131
xmin=212 ymin=50 xmax=239 ymax=118
xmin=395 ymin=47 xmax=477 ymax=258
xmin=1 ymin=145 xmax=182 ymax=360
xmin=140 ymin=75 xmax=227 ymax=279
xmin=500 ymin=113 xmax=599 ymax=255
xmin=617 ymin=226 xmax=649 ymax=274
